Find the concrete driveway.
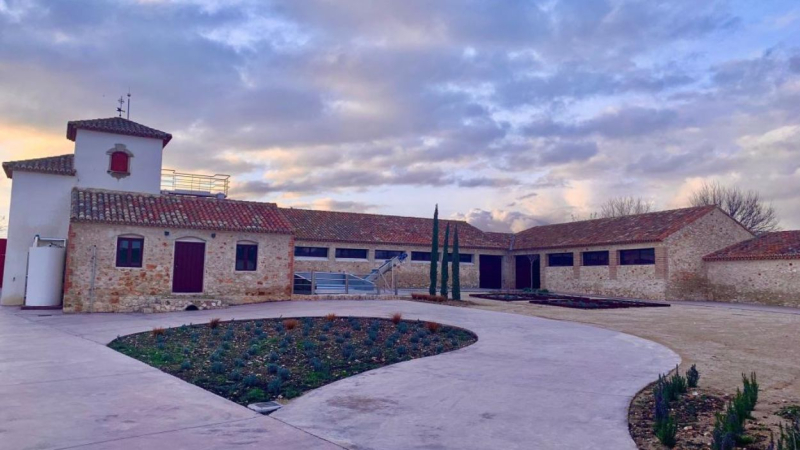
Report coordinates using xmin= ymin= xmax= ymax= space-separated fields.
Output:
xmin=0 ymin=300 xmax=678 ymax=449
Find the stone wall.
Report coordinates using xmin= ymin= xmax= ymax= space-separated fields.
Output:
xmin=705 ymin=259 xmax=800 ymax=308
xmin=291 ymin=240 xmax=506 ymax=290
xmin=63 ymin=222 xmax=294 ymax=313
xmin=513 ymin=242 xmax=669 ymax=300
xmin=664 ymin=208 xmax=754 ymax=300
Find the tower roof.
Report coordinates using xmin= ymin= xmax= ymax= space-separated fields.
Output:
xmin=67 ymin=117 xmax=172 ymax=147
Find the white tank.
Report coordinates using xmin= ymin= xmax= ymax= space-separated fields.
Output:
xmin=26 ymin=246 xmax=66 ymax=307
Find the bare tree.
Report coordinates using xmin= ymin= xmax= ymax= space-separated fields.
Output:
xmin=597 ymin=196 xmax=653 ymax=218
xmin=689 ymin=181 xmax=779 ymax=234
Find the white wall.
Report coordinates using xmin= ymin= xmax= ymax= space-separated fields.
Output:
xmin=73 ymin=129 xmax=163 ymax=194
xmin=1 ymin=171 xmax=75 ymax=305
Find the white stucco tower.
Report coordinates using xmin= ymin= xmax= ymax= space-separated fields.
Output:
xmin=1 ymin=117 xmax=171 ymax=306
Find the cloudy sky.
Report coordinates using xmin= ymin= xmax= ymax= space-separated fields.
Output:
xmin=1 ymin=0 xmax=799 ymax=232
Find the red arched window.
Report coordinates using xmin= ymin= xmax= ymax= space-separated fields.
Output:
xmin=109 ymin=151 xmax=130 ymax=174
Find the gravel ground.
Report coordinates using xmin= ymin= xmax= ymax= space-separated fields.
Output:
xmin=466 ymin=295 xmax=800 ymax=430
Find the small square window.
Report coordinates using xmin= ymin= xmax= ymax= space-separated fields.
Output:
xmin=447 ymin=253 xmax=473 ymax=263
xmin=335 ymin=248 xmax=368 ymax=259
xmin=236 ymin=244 xmax=257 ymax=271
xmin=547 ymin=253 xmax=574 ymax=267
xmin=109 ymin=151 xmax=130 ymax=174
xmin=294 ymin=246 xmax=328 ymax=258
xmin=582 ymin=251 xmax=609 ymax=266
xmin=116 ymin=237 xmax=144 ymax=268
xmin=411 ymin=251 xmax=432 ymax=262
xmin=375 ymin=250 xmax=404 ymax=260
xmin=619 ymin=248 xmax=656 ymax=265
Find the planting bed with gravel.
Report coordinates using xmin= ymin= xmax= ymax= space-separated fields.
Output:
xmin=109 ymin=315 xmax=477 ymax=406
xmin=471 ymin=292 xmax=669 ymax=309
xmin=629 ymin=384 xmax=775 ymax=449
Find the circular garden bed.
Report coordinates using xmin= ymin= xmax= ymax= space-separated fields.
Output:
xmin=109 ymin=315 xmax=477 ymax=406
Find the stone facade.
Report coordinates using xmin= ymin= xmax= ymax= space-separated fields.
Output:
xmin=705 ymin=260 xmax=800 ymax=308
xmin=514 ymin=243 xmax=669 ymax=300
xmin=291 ymin=240 xmax=497 ymax=290
xmin=664 ymin=208 xmax=754 ymax=300
xmin=63 ymin=222 xmax=294 ymax=313
xmin=508 ymin=209 xmax=757 ymax=302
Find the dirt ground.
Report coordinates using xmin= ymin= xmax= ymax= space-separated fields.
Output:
xmin=466 ymin=296 xmax=800 ymax=431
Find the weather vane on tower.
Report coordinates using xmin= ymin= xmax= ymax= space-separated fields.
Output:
xmin=115 ymin=90 xmax=131 ymax=119
xmin=116 ymin=96 xmax=125 ymax=118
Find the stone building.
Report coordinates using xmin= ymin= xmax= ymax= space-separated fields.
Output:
xmin=63 ymin=189 xmax=295 ymax=313
xmin=2 ymin=116 xmax=798 ymax=313
xmin=702 ymin=231 xmax=800 ymax=307
xmin=279 ymin=208 xmax=512 ymax=291
xmin=510 ymin=206 xmax=754 ymax=301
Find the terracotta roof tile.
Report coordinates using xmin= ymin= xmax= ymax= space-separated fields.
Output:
xmin=67 ymin=117 xmax=172 ymax=147
xmin=704 ymin=231 xmax=800 ymax=261
xmin=71 ymin=188 xmax=294 ymax=234
xmin=279 ymin=208 xmax=507 ymax=249
xmin=3 ymin=154 xmax=76 ymax=179
xmin=513 ymin=205 xmax=717 ymax=251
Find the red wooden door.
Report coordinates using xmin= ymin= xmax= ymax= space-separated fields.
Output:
xmin=173 ymin=242 xmax=205 ymax=293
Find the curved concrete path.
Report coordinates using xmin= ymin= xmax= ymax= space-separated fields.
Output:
xmin=1 ymin=300 xmax=678 ymax=449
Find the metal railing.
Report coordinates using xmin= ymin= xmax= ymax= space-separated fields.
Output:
xmin=293 ymin=272 xmax=377 ymax=295
xmin=161 ymin=169 xmax=230 ymax=198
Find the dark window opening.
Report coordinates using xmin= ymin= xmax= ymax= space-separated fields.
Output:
xmin=294 ymin=247 xmax=328 ymax=258
xmin=448 ymin=253 xmax=474 ymax=263
xmin=582 ymin=251 xmax=609 ymax=266
xmin=235 ymin=244 xmax=258 ymax=271
xmin=335 ymin=248 xmax=368 ymax=259
xmin=619 ymin=248 xmax=656 ymax=265
xmin=109 ymin=151 xmax=130 ymax=174
xmin=547 ymin=252 xmax=574 ymax=267
xmin=116 ymin=237 xmax=143 ymax=268
xmin=375 ymin=250 xmax=404 ymax=260
xmin=411 ymin=251 xmax=432 ymax=262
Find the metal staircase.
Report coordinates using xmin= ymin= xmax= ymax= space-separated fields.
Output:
xmin=293 ymin=252 xmax=408 ymax=295
xmin=365 ymin=252 xmax=408 ymax=283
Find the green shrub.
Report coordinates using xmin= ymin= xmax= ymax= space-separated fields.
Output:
xmin=742 ymin=372 xmax=758 ymax=413
xmin=242 ymin=374 xmax=259 ymax=387
xmin=211 ymin=361 xmax=225 ymax=374
xmin=669 ymin=366 xmax=688 ymax=396
xmin=774 ymin=417 xmax=800 ymax=449
xmin=180 ymin=360 xmax=192 ymax=371
xmin=686 ymin=364 xmax=700 ymax=388
xmin=267 ymin=379 xmax=282 ymax=395
xmin=653 ymin=379 xmax=678 ymax=447
xmin=655 ymin=415 xmax=678 ymax=448
xmin=777 ymin=405 xmax=800 ymax=421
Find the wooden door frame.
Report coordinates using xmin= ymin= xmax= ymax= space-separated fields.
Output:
xmin=172 ymin=239 xmax=206 ymax=294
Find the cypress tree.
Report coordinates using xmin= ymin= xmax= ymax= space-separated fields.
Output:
xmin=429 ymin=205 xmax=439 ymax=295
xmin=440 ymin=223 xmax=450 ymax=298
xmin=452 ymin=226 xmax=461 ymax=300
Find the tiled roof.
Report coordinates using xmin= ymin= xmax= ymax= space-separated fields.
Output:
xmin=704 ymin=231 xmax=800 ymax=261
xmin=513 ymin=205 xmax=718 ymax=251
xmin=485 ymin=232 xmax=515 ymax=250
xmin=71 ymin=188 xmax=294 ymax=234
xmin=3 ymin=154 xmax=76 ymax=179
xmin=67 ymin=117 xmax=172 ymax=147
xmin=279 ymin=208 xmax=508 ymax=249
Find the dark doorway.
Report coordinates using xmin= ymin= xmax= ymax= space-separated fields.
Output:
xmin=515 ymin=255 xmax=540 ymax=289
xmin=173 ymin=241 xmax=205 ymax=293
xmin=479 ymin=255 xmax=503 ymax=289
